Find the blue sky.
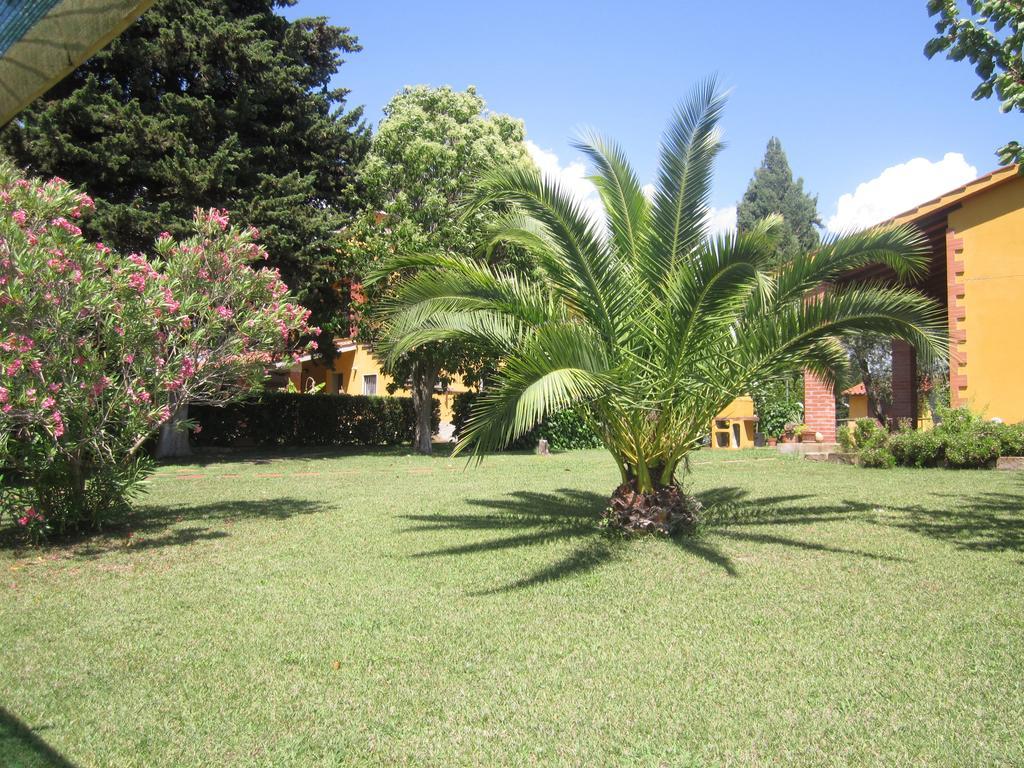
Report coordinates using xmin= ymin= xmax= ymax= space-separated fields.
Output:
xmin=285 ymin=1 xmax=1018 ymax=232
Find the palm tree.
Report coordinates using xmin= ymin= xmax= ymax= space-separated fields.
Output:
xmin=370 ymin=80 xmax=946 ymax=533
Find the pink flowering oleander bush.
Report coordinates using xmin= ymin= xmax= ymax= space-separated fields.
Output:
xmin=0 ymin=161 xmax=316 ymax=539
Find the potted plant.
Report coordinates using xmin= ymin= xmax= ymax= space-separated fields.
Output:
xmin=766 ymin=435 xmax=778 ymax=447
xmin=781 ymin=422 xmax=797 ymax=443
xmin=795 ymin=424 xmax=816 ymax=442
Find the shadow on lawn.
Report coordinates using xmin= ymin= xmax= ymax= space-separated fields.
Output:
xmin=0 ymin=498 xmax=329 ymax=559
xmin=0 ymin=707 xmax=77 ymax=768
xmin=875 ymin=480 xmax=1024 ymax=555
xmin=403 ymin=486 xmax=897 ymax=593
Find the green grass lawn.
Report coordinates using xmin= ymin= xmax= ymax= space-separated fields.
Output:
xmin=2 ymin=448 xmax=1023 ymax=767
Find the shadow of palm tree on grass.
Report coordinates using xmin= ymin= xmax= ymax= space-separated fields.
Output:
xmin=874 ymin=481 xmax=1024 ymax=554
xmin=403 ymin=486 xmax=897 ymax=592
xmin=0 ymin=707 xmax=77 ymax=768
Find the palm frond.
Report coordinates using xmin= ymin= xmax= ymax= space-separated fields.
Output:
xmin=648 ymin=77 xmax=727 ymax=282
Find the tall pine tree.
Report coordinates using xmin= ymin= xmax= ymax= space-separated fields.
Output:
xmin=737 ymin=137 xmax=820 ymax=265
xmin=1 ymin=0 xmax=369 ymax=338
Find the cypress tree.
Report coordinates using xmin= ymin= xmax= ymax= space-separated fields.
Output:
xmin=1 ymin=0 xmax=369 ymax=337
xmin=737 ymin=137 xmax=820 ymax=265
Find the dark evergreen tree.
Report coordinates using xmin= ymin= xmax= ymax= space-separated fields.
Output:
xmin=737 ymin=137 xmax=820 ymax=265
xmin=1 ymin=0 xmax=369 ymax=338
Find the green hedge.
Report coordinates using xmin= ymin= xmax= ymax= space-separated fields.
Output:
xmin=846 ymin=408 xmax=1022 ymax=470
xmin=191 ymin=392 xmax=439 ymax=448
xmin=452 ymin=391 xmax=603 ymax=451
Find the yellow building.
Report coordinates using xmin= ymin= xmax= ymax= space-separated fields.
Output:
xmin=804 ymin=165 xmax=1024 ymax=438
xmin=710 ymin=396 xmax=759 ymax=449
xmin=285 ymin=338 xmax=469 ymax=423
xmin=842 ymin=383 xmax=935 ymax=431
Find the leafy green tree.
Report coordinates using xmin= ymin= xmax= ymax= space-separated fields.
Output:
xmin=925 ymin=0 xmax=1024 ymax=166
xmin=356 ymin=85 xmax=532 ymax=454
xmin=737 ymin=137 xmax=820 ymax=263
xmin=736 ymin=137 xmax=820 ymax=430
xmin=1 ymin=0 xmax=369 ymax=338
xmin=373 ymin=80 xmax=947 ymax=533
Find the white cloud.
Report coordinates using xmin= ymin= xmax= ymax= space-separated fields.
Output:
xmin=826 ymin=153 xmax=977 ymax=233
xmin=525 ymin=141 xmax=605 ymax=228
xmin=705 ymin=205 xmax=737 ymax=237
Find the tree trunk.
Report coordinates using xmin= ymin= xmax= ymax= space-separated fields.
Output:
xmin=156 ymin=402 xmax=191 ymax=459
xmin=604 ymin=480 xmax=702 ymax=536
xmin=858 ymin=358 xmax=887 ymax=423
xmin=410 ymin=360 xmax=438 ymax=455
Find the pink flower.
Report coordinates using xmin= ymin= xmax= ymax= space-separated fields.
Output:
xmin=90 ymin=376 xmax=110 ymax=397
xmin=128 ymin=273 xmax=147 ymax=292
xmin=162 ymin=288 xmax=180 ymax=314
xmin=207 ymin=208 xmax=230 ymax=230
xmin=0 ymin=387 xmax=6 ymax=402
xmin=11 ymin=210 xmax=27 ymax=226
xmin=96 ymin=242 xmax=112 ymax=254
xmin=123 ymin=353 xmax=135 ymax=364
xmin=41 ymin=396 xmax=55 ymax=410
xmin=28 ymin=360 xmax=42 ymax=374
xmin=192 ymin=424 xmax=203 ymax=434
xmin=17 ymin=516 xmax=28 ymax=526
xmin=51 ymin=217 xmax=82 ymax=236
xmin=52 ymin=412 xmax=64 ymax=439
xmin=6 ymin=360 xmax=22 ymax=376
xmin=215 ymin=305 xmax=234 ymax=319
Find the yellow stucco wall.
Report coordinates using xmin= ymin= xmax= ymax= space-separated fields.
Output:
xmin=299 ymin=344 xmax=468 ymax=423
xmin=848 ymin=393 xmax=869 ymax=421
xmin=948 ymin=178 xmax=1024 ymax=423
xmin=710 ymin=396 xmax=758 ymax=449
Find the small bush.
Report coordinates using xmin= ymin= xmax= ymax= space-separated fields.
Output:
xmin=857 ymin=430 xmax=896 ymax=468
xmin=452 ymin=391 xmax=602 ymax=451
xmin=889 ymin=428 xmax=944 ymax=468
xmin=853 ymin=418 xmax=883 ymax=447
xmin=192 ymin=392 xmax=438 ymax=448
xmin=986 ymin=422 xmax=1024 ymax=457
xmin=943 ymin=431 xmax=1000 ymax=469
xmin=837 ymin=425 xmax=854 ymax=453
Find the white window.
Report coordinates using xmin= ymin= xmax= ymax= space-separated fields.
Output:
xmin=362 ymin=374 xmax=377 ymax=396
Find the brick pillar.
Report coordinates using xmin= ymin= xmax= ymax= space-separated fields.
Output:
xmin=890 ymin=340 xmax=917 ymax=429
xmin=802 ymin=369 xmax=836 ymax=443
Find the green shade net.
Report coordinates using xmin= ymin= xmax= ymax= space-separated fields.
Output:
xmin=0 ymin=0 xmax=153 ymax=125
xmin=0 ymin=0 xmax=62 ymax=56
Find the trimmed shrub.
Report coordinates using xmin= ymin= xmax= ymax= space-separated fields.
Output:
xmin=191 ymin=392 xmax=438 ymax=448
xmin=889 ymin=428 xmax=944 ymax=468
xmin=853 ymin=418 xmax=884 ymax=447
xmin=452 ymin=391 xmax=602 ymax=451
xmin=857 ymin=429 xmax=896 ymax=468
xmin=943 ymin=431 xmax=1000 ymax=469
xmin=837 ymin=425 xmax=854 ymax=453
xmin=986 ymin=422 xmax=1024 ymax=457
